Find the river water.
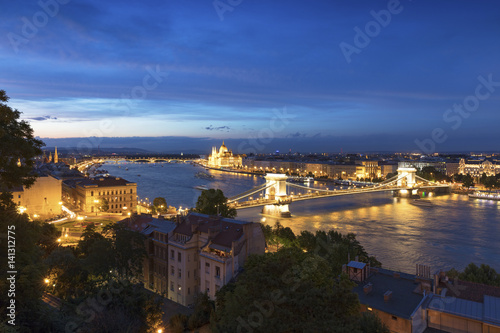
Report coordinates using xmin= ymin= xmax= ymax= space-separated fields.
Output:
xmin=103 ymin=161 xmax=500 ymax=273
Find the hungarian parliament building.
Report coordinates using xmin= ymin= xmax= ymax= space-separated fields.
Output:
xmin=207 ymin=142 xmax=243 ymax=168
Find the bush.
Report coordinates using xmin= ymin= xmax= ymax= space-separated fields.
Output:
xmin=170 ymin=313 xmax=188 ymax=333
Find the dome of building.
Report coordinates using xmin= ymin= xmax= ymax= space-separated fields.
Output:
xmin=219 ymin=141 xmax=229 ymax=154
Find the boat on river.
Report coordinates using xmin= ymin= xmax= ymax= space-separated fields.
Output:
xmin=194 ymin=185 xmax=209 ymax=191
xmin=410 ymin=199 xmax=434 ymax=207
xmin=469 ymin=191 xmax=500 ymax=201
xmin=195 ymin=172 xmax=214 ymax=180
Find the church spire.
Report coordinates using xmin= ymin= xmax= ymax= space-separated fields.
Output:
xmin=54 ymin=146 xmax=58 ymax=163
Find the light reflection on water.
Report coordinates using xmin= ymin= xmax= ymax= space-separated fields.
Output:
xmin=104 ymin=162 xmax=500 ymax=273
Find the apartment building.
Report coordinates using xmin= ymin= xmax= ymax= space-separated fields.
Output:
xmin=167 ymin=212 xmax=265 ymax=306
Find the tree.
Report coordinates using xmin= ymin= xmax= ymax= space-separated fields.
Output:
xmin=482 ymin=176 xmax=498 ymax=190
xmin=152 ymin=197 xmax=168 ymax=214
xmin=187 ymin=293 xmax=214 ymax=330
xmin=194 ymin=189 xmax=236 ymax=218
xmin=0 ymin=90 xmax=44 ymax=207
xmin=0 ymin=208 xmax=52 ymax=330
xmin=447 ymin=263 xmax=500 ymax=287
xmin=462 ymin=174 xmax=474 ymax=188
xmin=98 ymin=197 xmax=109 ymax=212
xmin=211 ymin=247 xmax=362 ymax=333
xmin=358 ymin=312 xmax=390 ymax=333
xmin=385 ymin=172 xmax=397 ymax=180
xmin=417 ymin=166 xmax=449 ymax=182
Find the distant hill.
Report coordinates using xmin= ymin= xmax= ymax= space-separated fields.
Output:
xmin=42 ymin=147 xmax=151 ymax=155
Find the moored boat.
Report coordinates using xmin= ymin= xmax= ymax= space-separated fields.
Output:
xmin=469 ymin=191 xmax=500 ymax=201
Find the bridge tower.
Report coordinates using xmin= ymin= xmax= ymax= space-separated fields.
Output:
xmin=262 ymin=173 xmax=291 ymax=217
xmin=397 ymin=167 xmax=417 ymax=187
xmin=396 ymin=167 xmax=418 ymax=198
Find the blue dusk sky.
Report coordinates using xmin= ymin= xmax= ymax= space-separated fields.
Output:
xmin=1 ymin=0 xmax=500 ymax=153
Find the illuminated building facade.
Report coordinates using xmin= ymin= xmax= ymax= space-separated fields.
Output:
xmin=62 ymin=176 xmax=137 ymax=214
xmin=207 ymin=142 xmax=242 ymax=168
xmin=166 ymin=212 xmax=265 ymax=306
xmin=459 ymin=158 xmax=500 ymax=179
xmin=8 ymin=175 xmax=62 ymax=219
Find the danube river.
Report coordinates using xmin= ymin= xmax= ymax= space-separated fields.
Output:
xmin=103 ymin=161 xmax=500 ymax=273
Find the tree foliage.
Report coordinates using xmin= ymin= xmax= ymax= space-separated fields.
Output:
xmin=194 ymin=189 xmax=237 ymax=218
xmin=261 ymin=223 xmax=381 ymax=272
xmin=152 ymin=197 xmax=168 ymax=214
xmin=416 ymin=166 xmax=449 ymax=182
xmin=447 ymin=263 xmax=500 ymax=287
xmin=460 ymin=174 xmax=475 ymax=188
xmin=97 ymin=197 xmax=109 ymax=212
xmin=479 ymin=173 xmax=499 ymax=190
xmin=211 ymin=247 xmax=385 ymax=333
xmin=0 ymin=90 xmax=44 ymax=207
xmin=0 ymin=205 xmax=57 ymax=330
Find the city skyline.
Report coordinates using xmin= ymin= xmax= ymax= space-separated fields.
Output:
xmin=2 ymin=0 xmax=500 ymax=152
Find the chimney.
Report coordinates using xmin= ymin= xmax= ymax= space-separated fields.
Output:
xmin=355 ymin=255 xmax=359 ymax=262
xmin=384 ymin=290 xmax=392 ymax=302
xmin=363 ymin=283 xmax=373 ymax=295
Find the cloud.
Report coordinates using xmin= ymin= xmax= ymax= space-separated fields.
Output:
xmin=287 ymin=132 xmax=305 ymax=138
xmin=205 ymin=125 xmax=231 ymax=132
xmin=27 ymin=115 xmax=57 ymax=121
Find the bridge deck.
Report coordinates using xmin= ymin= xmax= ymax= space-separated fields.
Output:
xmin=232 ymin=185 xmax=450 ymax=209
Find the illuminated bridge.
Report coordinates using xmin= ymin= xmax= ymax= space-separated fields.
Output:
xmin=227 ymin=168 xmax=450 ymax=217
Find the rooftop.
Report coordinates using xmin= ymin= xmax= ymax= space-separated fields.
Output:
xmin=353 ymin=267 xmax=426 ymax=319
xmin=174 ymin=212 xmax=251 ymax=249
xmin=439 ymin=278 xmax=500 ymax=303
xmin=64 ymin=176 xmax=136 ymax=188
xmin=427 ymin=294 xmax=500 ymax=326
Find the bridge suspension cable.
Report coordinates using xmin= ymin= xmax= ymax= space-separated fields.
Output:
xmin=414 ymin=175 xmax=437 ymax=184
xmin=227 ymin=183 xmax=275 ymax=202
xmin=286 ymin=174 xmax=406 ymax=193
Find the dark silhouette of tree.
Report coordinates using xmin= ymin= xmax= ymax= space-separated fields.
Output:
xmin=448 ymin=263 xmax=500 ymax=287
xmin=211 ymin=247 xmax=380 ymax=332
xmin=194 ymin=189 xmax=236 ymax=218
xmin=0 ymin=90 xmax=44 ymax=207
xmin=152 ymin=197 xmax=168 ymax=214
xmin=462 ymin=174 xmax=475 ymax=188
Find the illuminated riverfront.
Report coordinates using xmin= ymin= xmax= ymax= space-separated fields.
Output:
xmin=102 ymin=161 xmax=500 ymax=273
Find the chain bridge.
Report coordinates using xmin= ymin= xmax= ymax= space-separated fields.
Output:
xmin=227 ymin=167 xmax=450 ymax=217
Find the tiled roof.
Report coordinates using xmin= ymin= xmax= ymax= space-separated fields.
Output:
xmin=174 ymin=212 xmax=249 ymax=247
xmin=119 ymin=214 xmax=177 ymax=235
xmin=440 ymin=279 xmax=500 ymax=303
xmin=64 ymin=176 xmax=135 ymax=188
xmin=211 ymin=225 xmax=244 ymax=248
xmin=119 ymin=214 xmax=155 ymax=232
